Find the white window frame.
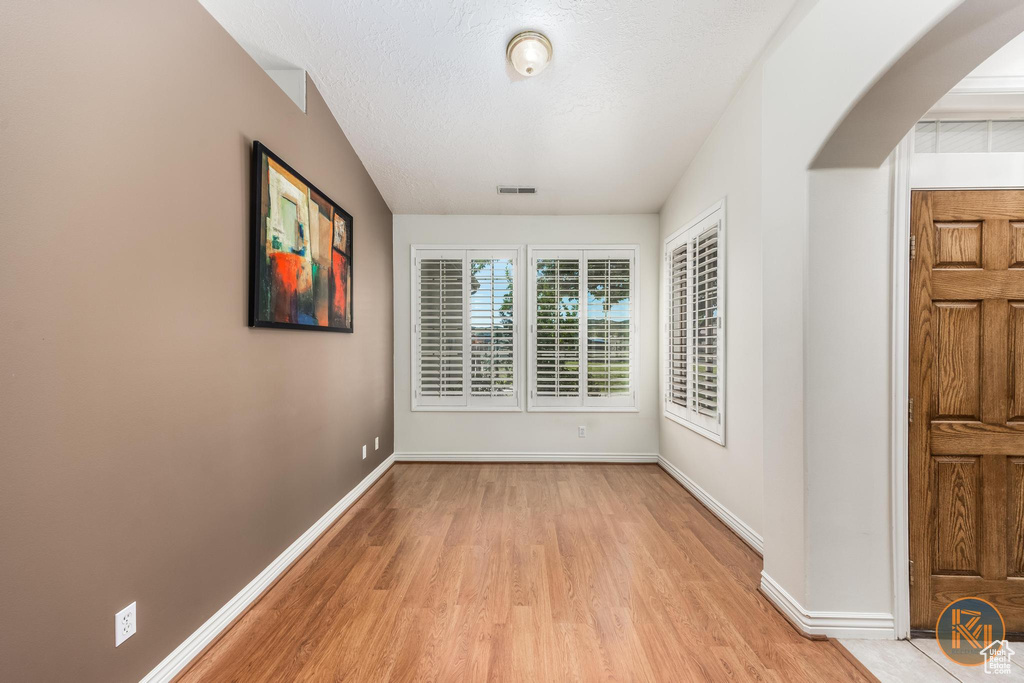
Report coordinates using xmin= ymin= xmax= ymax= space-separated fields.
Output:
xmin=527 ymin=245 xmax=639 ymax=413
xmin=663 ymin=200 xmax=726 ymax=444
xmin=411 ymin=245 xmax=522 ymax=412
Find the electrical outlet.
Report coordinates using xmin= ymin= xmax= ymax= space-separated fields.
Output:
xmin=374 ymin=437 xmax=379 ymax=451
xmin=115 ymin=602 xmax=136 ymax=646
xmin=362 ymin=444 xmax=367 ymax=459
xmin=578 ymin=426 xmax=586 ymax=438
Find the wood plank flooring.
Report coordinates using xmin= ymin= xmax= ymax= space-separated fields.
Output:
xmin=177 ymin=464 xmax=871 ymax=682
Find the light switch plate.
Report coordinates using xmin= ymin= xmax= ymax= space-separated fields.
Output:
xmin=362 ymin=444 xmax=367 ymax=459
xmin=375 ymin=437 xmax=379 ymax=450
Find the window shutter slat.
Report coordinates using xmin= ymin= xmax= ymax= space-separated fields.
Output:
xmin=414 ymin=248 xmax=519 ymax=410
xmin=470 ymin=257 xmax=515 ymax=398
xmin=532 ymin=248 xmax=636 ymax=409
xmin=418 ymin=258 xmax=464 ymax=400
xmin=693 ymin=227 xmax=719 ymax=419
xmin=663 ymin=203 xmax=724 ymax=443
xmin=587 ymin=258 xmax=632 ymax=397
xmin=668 ymin=242 xmax=689 ymax=413
xmin=535 ymin=258 xmax=581 ymax=398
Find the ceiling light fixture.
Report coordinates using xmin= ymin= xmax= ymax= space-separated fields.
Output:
xmin=506 ymin=31 xmax=552 ymax=77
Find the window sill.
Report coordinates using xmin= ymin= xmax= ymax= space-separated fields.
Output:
xmin=527 ymin=406 xmax=640 ymax=414
xmin=411 ymin=405 xmax=524 ymax=413
xmin=663 ymin=411 xmax=725 ymax=445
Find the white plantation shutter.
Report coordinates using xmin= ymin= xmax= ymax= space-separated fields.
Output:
xmin=693 ymin=229 xmax=719 ymax=420
xmin=664 ymin=202 xmax=725 ymax=443
xmin=535 ymin=255 xmax=582 ymax=404
xmin=586 ymin=254 xmax=635 ymax=407
xmin=416 ymin=251 xmax=466 ymax=406
xmin=530 ymin=247 xmax=637 ymax=410
xmin=413 ymin=248 xmax=519 ymax=410
xmin=666 ymin=242 xmax=689 ymax=418
xmin=469 ymin=253 xmax=517 ymax=406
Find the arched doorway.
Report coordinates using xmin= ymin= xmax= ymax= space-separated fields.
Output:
xmin=795 ymin=0 xmax=1024 ymax=640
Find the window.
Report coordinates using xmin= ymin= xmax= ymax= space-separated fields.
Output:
xmin=915 ymin=119 xmax=1024 ymax=154
xmin=413 ymin=247 xmax=519 ymax=410
xmin=664 ymin=202 xmax=725 ymax=443
xmin=528 ymin=247 xmax=637 ymax=411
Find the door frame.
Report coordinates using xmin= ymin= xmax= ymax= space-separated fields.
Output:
xmin=891 ymin=127 xmax=1024 ymax=639
xmin=891 ymin=133 xmax=912 ymax=640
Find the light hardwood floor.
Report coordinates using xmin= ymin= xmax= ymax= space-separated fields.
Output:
xmin=178 ymin=464 xmax=872 ymax=682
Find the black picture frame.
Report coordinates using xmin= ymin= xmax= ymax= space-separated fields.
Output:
xmin=248 ymin=140 xmax=354 ymax=333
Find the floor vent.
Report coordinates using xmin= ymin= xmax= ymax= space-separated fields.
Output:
xmin=497 ymin=186 xmax=537 ymax=194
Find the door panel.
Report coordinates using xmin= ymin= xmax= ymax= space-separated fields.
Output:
xmin=910 ymin=190 xmax=1024 ymax=633
xmin=1009 ymin=304 xmax=1024 ymax=420
xmin=934 ymin=222 xmax=981 ymax=268
xmin=1011 ymin=458 xmax=1024 ymax=577
xmin=933 ymin=302 xmax=981 ymax=420
xmin=931 ymin=270 xmax=1024 ymax=298
xmin=1010 ymin=222 xmax=1024 ymax=267
xmin=932 ymin=456 xmax=981 ymax=574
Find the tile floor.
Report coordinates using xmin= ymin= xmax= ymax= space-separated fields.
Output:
xmin=840 ymin=639 xmax=1024 ymax=682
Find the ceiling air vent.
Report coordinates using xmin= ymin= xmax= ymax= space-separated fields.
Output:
xmin=497 ymin=186 xmax=537 ymax=194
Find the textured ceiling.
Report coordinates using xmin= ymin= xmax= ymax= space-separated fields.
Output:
xmin=198 ymin=0 xmax=796 ymax=214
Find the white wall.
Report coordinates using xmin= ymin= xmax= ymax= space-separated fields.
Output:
xmin=759 ymin=0 xmax=964 ymax=618
xmin=761 ymin=0 xmax=1024 ymax=629
xmin=658 ymin=69 xmax=764 ymax=540
xmin=653 ymin=0 xmax=955 ymax=619
xmin=654 ymin=0 xmax=1013 ymax=633
xmin=969 ymin=31 xmax=1024 ymax=78
xmin=393 ymin=214 xmax=660 ymax=457
xmin=804 ymin=165 xmax=895 ymax=613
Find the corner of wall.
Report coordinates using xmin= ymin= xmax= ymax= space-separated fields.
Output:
xmin=265 ymin=68 xmax=307 ymax=112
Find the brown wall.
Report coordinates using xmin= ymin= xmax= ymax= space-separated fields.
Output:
xmin=0 ymin=1 xmax=394 ymax=680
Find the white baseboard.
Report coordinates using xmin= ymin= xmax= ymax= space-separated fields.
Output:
xmin=759 ymin=571 xmax=895 ymax=640
xmin=394 ymin=452 xmax=659 ymax=463
xmin=140 ymin=454 xmax=396 ymax=683
xmin=657 ymin=456 xmax=764 ymax=555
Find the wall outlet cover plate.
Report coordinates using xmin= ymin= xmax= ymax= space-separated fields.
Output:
xmin=115 ymin=602 xmax=136 ymax=646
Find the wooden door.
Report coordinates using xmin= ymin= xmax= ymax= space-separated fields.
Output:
xmin=910 ymin=190 xmax=1024 ymax=633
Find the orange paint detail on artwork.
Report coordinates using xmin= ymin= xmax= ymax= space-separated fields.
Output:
xmin=332 ymin=250 xmax=348 ymax=324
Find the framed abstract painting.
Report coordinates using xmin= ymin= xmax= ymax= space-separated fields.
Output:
xmin=249 ymin=141 xmax=353 ymax=332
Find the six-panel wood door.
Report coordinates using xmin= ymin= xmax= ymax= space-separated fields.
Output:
xmin=910 ymin=190 xmax=1024 ymax=633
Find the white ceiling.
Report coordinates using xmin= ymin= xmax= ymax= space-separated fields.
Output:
xmin=199 ymin=0 xmax=796 ymax=214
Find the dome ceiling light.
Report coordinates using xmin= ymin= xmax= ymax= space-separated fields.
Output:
xmin=506 ymin=31 xmax=552 ymax=77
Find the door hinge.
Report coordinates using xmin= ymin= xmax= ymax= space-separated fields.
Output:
xmin=908 ymin=398 xmax=914 ymax=423
xmin=909 ymin=235 xmax=916 ymax=262
xmin=909 ymin=560 xmax=914 ymax=586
